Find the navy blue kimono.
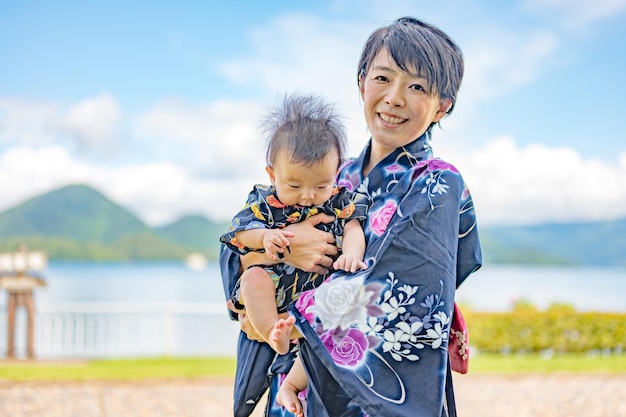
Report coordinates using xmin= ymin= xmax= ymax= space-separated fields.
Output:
xmin=220 ymin=132 xmax=481 ymax=417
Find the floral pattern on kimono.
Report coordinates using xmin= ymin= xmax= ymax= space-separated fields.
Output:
xmin=293 ymin=133 xmax=482 ymax=417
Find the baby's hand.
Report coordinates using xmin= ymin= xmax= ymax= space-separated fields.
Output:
xmin=263 ymin=229 xmax=295 ymax=260
xmin=333 ymin=254 xmax=367 ymax=273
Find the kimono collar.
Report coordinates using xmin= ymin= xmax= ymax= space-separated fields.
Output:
xmin=341 ymin=132 xmax=434 ymax=189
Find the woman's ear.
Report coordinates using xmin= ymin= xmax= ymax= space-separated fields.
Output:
xmin=433 ymin=98 xmax=453 ymax=123
xmin=359 ymin=73 xmax=366 ymax=100
xmin=265 ymin=165 xmax=276 ymax=184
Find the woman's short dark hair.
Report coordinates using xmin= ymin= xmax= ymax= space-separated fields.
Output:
xmin=357 ymin=16 xmax=464 ymax=115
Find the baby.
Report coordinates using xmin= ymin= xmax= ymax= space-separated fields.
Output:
xmin=220 ymin=93 xmax=369 ymax=354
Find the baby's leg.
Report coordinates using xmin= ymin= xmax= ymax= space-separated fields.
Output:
xmin=276 ymin=380 xmax=303 ymax=417
xmin=239 ymin=267 xmax=291 ymax=354
xmin=276 ymin=357 xmax=307 ymax=417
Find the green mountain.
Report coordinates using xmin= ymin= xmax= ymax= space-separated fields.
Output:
xmin=0 ymin=184 xmax=146 ymax=243
xmin=154 ymin=215 xmax=230 ymax=259
xmin=0 ymin=184 xmax=189 ymax=261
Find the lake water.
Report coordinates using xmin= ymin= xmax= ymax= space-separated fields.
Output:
xmin=5 ymin=261 xmax=624 ymax=312
xmin=2 ymin=262 xmax=624 ymax=358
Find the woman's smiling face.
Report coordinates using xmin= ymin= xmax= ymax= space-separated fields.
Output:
xmin=360 ymin=48 xmax=450 ymax=162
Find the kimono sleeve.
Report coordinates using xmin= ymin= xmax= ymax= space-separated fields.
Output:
xmin=219 ymin=186 xmax=272 ymax=255
xmin=456 ymin=182 xmax=482 ymax=288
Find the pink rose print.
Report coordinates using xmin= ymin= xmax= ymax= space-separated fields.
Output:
xmin=337 ymin=171 xmax=359 ymax=192
xmin=415 ymin=159 xmax=459 ymax=175
xmin=295 ymin=290 xmax=316 ymax=324
xmin=426 ymin=159 xmax=459 ymax=173
xmin=321 ymin=329 xmax=368 ymax=367
xmin=385 ymin=163 xmax=404 ymax=173
xmin=337 ymin=178 xmax=353 ymax=191
xmin=369 ymin=201 xmax=397 ymax=236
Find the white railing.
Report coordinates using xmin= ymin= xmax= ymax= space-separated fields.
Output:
xmin=0 ymin=302 xmax=241 ymax=359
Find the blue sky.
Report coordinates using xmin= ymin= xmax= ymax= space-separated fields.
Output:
xmin=1 ymin=0 xmax=625 ymax=226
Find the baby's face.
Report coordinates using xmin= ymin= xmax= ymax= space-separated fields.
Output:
xmin=267 ymin=150 xmax=339 ymax=207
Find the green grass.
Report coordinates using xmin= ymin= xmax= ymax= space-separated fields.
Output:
xmin=0 ymin=354 xmax=625 ymax=382
xmin=0 ymin=356 xmax=236 ymax=381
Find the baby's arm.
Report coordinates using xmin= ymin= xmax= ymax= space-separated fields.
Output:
xmin=235 ymin=229 xmax=295 ymax=260
xmin=333 ymin=218 xmax=367 ymax=272
xmin=276 ymin=357 xmax=308 ymax=417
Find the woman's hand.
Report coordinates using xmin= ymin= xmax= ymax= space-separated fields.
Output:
xmin=227 ymin=300 xmax=263 ymax=341
xmin=281 ymin=213 xmax=338 ymax=274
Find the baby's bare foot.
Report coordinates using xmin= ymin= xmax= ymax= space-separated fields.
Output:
xmin=269 ymin=315 xmax=296 ymax=354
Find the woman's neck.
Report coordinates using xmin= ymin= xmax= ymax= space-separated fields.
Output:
xmin=363 ymin=145 xmax=392 ymax=177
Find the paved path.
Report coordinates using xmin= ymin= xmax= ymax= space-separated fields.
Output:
xmin=0 ymin=374 xmax=624 ymax=416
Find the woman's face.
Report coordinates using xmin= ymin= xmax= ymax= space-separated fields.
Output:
xmin=360 ymin=48 xmax=450 ymax=161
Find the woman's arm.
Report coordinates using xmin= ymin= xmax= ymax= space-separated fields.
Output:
xmin=237 ymin=213 xmax=338 ymax=272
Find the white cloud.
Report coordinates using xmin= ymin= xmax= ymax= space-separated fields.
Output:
xmin=523 ymin=0 xmax=626 ymax=26
xmin=0 ymin=146 xmax=94 ymax=210
xmin=0 ymin=95 xmax=122 ymax=152
xmin=3 ymin=138 xmax=625 ymax=228
xmin=216 ymin=14 xmax=367 ymax=121
xmin=58 ymin=94 xmax=121 ymax=149
xmin=0 ymin=98 xmax=59 ymax=145
xmin=0 ymin=145 xmax=264 ymax=226
xmin=438 ymin=136 xmax=626 ymax=225
xmin=461 ymin=30 xmax=560 ymax=104
xmin=134 ymin=98 xmax=267 ymax=177
xmin=2 ymin=9 xmax=625 ymax=229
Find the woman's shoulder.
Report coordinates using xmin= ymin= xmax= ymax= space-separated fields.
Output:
xmin=332 ymin=185 xmax=371 ymax=205
xmin=410 ymin=157 xmax=470 ymax=198
xmin=414 ymin=156 xmax=464 ymax=177
xmin=415 ymin=157 xmax=461 ymax=175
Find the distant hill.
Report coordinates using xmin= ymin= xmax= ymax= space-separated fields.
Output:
xmin=154 ymin=214 xmax=229 ymax=258
xmin=480 ymin=219 xmax=626 ymax=267
xmin=0 ymin=184 xmax=190 ymax=261
xmin=0 ymin=184 xmax=147 ymax=243
xmin=0 ymin=183 xmax=624 ymax=265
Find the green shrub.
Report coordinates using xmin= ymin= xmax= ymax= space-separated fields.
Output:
xmin=464 ymin=303 xmax=626 ymax=354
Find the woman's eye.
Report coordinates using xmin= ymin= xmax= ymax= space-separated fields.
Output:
xmin=289 ymin=185 xmax=300 ymax=189
xmin=410 ymin=83 xmax=426 ymax=92
xmin=374 ymin=75 xmax=389 ymax=82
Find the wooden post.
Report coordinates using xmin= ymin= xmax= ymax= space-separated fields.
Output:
xmin=6 ymin=291 xmax=36 ymax=359
xmin=25 ymin=292 xmax=36 ymax=359
xmin=1 ymin=248 xmax=47 ymax=360
xmin=1 ymin=276 xmax=46 ymax=360
xmin=7 ymin=292 xmax=16 ymax=359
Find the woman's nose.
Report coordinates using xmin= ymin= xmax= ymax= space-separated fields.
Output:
xmin=385 ymin=83 xmax=405 ymax=107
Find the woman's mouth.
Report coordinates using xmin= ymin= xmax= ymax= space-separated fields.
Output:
xmin=378 ymin=112 xmax=407 ymax=125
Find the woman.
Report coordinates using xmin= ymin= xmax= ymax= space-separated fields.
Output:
xmin=221 ymin=16 xmax=481 ymax=417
